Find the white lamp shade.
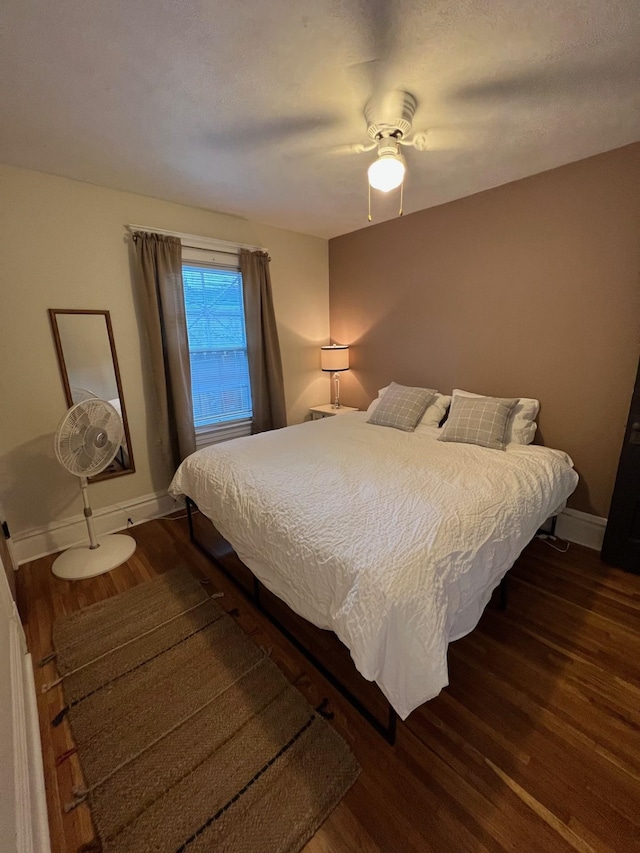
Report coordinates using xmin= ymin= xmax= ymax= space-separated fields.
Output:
xmin=321 ymin=345 xmax=349 ymax=372
xmin=367 ymin=154 xmax=405 ymax=192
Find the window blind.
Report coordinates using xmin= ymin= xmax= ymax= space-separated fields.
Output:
xmin=182 ymin=264 xmax=253 ymax=428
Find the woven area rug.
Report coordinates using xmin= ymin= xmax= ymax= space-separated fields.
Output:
xmin=51 ymin=567 xmax=360 ymax=853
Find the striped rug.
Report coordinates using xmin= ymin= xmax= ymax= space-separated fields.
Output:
xmin=50 ymin=567 xmax=359 ymax=853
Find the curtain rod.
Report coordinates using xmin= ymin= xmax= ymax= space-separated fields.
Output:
xmin=126 ymin=224 xmax=267 ymax=254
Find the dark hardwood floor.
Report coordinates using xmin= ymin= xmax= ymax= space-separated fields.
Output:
xmin=17 ymin=516 xmax=640 ymax=852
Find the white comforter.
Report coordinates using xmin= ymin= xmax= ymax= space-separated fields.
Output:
xmin=169 ymin=413 xmax=578 ymax=719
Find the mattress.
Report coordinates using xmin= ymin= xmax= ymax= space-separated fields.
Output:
xmin=169 ymin=413 xmax=578 ymax=719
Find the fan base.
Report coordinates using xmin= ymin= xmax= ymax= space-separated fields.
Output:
xmin=52 ymin=534 xmax=137 ymax=580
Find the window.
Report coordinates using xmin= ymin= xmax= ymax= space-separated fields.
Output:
xmin=182 ymin=261 xmax=253 ymax=444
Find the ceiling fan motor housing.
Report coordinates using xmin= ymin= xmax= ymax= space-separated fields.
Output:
xmin=365 ymin=91 xmax=417 ymax=141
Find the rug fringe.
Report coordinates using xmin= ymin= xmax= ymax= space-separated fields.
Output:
xmin=316 ymin=698 xmax=334 ymax=720
xmin=64 ymin=788 xmax=89 ymax=814
xmin=55 ymin=747 xmax=77 ymax=766
xmin=52 ymin=705 xmax=69 ymax=727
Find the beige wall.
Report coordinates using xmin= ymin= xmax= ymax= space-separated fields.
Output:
xmin=329 ymin=143 xmax=640 ymax=518
xmin=0 ymin=165 xmax=329 ymax=535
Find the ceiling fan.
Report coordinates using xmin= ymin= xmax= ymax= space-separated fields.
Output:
xmin=340 ymin=89 xmax=430 ymax=219
xmin=342 ymin=89 xmax=427 ymax=192
xmin=202 ymin=1 xmax=432 ymax=223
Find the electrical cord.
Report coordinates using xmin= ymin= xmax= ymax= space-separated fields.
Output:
xmin=537 ymin=533 xmax=570 ymax=553
xmin=158 ymin=509 xmax=199 ymax=522
xmin=112 ymin=502 xmax=197 ymax=528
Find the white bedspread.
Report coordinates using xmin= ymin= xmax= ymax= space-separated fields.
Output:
xmin=169 ymin=413 xmax=578 ymax=719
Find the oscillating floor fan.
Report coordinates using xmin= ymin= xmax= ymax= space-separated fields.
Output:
xmin=52 ymin=400 xmax=136 ymax=580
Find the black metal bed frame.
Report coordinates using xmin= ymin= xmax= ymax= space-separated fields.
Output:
xmin=186 ymin=497 xmax=398 ymax=744
xmin=185 ymin=497 xmax=521 ymax=746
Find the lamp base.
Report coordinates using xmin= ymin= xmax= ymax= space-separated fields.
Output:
xmin=333 ymin=372 xmax=341 ymax=409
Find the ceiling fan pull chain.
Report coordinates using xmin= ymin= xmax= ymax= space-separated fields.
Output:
xmin=399 ymin=179 xmax=404 ymax=217
xmin=368 ymin=182 xmax=372 ymax=222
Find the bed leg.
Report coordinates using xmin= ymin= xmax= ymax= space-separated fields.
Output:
xmin=386 ymin=705 xmax=397 ymax=746
xmin=499 ymin=575 xmax=509 ymax=612
xmin=186 ymin=498 xmax=194 ymax=541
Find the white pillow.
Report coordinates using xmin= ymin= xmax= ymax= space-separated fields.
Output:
xmin=416 ymin=393 xmax=451 ymax=429
xmin=365 ymin=386 xmax=392 ymax=416
xmin=452 ymin=388 xmax=539 ymax=445
xmin=366 ymin=386 xmax=451 ymax=428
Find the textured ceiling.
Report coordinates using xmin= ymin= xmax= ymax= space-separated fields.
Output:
xmin=2 ymin=1 xmax=639 ymax=238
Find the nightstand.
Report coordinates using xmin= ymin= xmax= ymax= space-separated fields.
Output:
xmin=310 ymin=404 xmax=359 ymax=420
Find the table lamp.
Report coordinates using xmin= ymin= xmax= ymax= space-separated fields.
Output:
xmin=321 ymin=344 xmax=350 ymax=409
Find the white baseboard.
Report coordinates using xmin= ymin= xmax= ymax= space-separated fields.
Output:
xmin=13 ymin=490 xmax=185 ymax=565
xmin=22 ymin=652 xmax=50 ymax=853
xmin=10 ymin=619 xmax=50 ymax=853
xmin=556 ymin=508 xmax=606 ymax=551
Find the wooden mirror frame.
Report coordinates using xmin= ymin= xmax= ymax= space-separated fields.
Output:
xmin=48 ymin=308 xmax=136 ymax=482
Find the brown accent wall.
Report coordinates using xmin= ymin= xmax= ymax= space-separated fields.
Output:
xmin=329 ymin=143 xmax=640 ymax=518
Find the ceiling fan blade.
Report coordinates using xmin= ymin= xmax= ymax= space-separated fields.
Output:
xmin=200 ymin=114 xmax=341 ymax=151
xmin=405 ymin=128 xmax=470 ymax=152
xmin=328 ymin=141 xmax=377 ymax=156
xmin=345 ymin=0 xmax=400 ymax=104
xmin=359 ymin=0 xmax=396 ymax=62
xmin=282 ymin=139 xmax=376 ymax=161
xmin=452 ymin=51 xmax=640 ymax=104
xmin=406 ymin=120 xmax=519 ymax=153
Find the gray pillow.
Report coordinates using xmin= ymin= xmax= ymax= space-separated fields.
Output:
xmin=367 ymin=382 xmax=437 ymax=432
xmin=438 ymin=395 xmax=519 ymax=450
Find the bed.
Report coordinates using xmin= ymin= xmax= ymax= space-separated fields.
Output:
xmin=169 ymin=405 xmax=578 ymax=722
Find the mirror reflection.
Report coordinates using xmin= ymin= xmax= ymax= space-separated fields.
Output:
xmin=49 ymin=309 xmax=135 ymax=481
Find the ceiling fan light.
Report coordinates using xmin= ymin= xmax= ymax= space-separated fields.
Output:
xmin=367 ymin=153 xmax=405 ymax=192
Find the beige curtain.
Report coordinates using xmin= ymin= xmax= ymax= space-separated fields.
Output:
xmin=132 ymin=232 xmax=196 ymax=467
xmin=239 ymin=250 xmax=287 ymax=433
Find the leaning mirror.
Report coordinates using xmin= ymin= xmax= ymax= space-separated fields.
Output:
xmin=48 ymin=309 xmax=135 ymax=481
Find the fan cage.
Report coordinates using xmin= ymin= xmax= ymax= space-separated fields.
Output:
xmin=55 ymin=400 xmax=124 ymax=477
